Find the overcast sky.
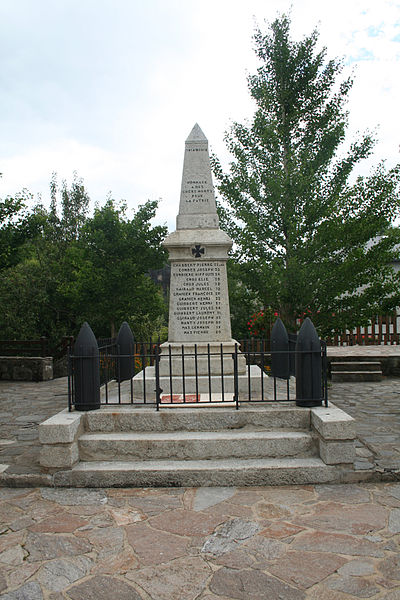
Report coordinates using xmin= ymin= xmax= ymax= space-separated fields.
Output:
xmin=0 ymin=0 xmax=399 ymax=231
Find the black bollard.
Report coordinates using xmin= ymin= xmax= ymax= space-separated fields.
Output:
xmin=271 ymin=318 xmax=290 ymax=379
xmin=74 ymin=322 xmax=100 ymax=411
xmin=116 ymin=321 xmax=135 ymax=382
xmin=295 ymin=317 xmax=322 ymax=407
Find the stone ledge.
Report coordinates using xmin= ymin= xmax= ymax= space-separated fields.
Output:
xmin=311 ymin=405 xmax=355 ymax=440
xmin=39 ymin=410 xmax=83 ymax=444
xmin=40 ymin=442 xmax=79 ymax=468
xmin=319 ymin=439 xmax=355 ymax=465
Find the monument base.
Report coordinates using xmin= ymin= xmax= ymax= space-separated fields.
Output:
xmin=158 ymin=341 xmax=246 ymax=376
xmin=131 ymin=365 xmax=292 ymax=403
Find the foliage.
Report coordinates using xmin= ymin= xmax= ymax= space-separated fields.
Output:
xmin=226 ymin=259 xmax=260 ymax=339
xmin=215 ymin=14 xmax=400 ymax=337
xmin=0 ymin=191 xmax=42 ymax=271
xmin=74 ymin=198 xmax=168 ymax=338
xmin=0 ymin=174 xmax=168 ymax=345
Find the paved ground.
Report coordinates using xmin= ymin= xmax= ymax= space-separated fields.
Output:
xmin=0 ymin=348 xmax=399 ymax=599
xmin=329 ymin=380 xmax=400 ymax=476
xmin=0 ymin=483 xmax=399 ymax=599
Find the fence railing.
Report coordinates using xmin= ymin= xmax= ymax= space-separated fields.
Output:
xmin=325 ymin=314 xmax=400 ymax=346
xmin=68 ymin=322 xmax=328 ymax=412
xmin=0 ymin=337 xmax=49 ymax=357
xmin=0 ymin=335 xmax=75 ymax=359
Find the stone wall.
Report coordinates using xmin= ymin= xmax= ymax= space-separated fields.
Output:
xmin=327 ymin=356 xmax=400 ymax=377
xmin=0 ymin=356 xmax=53 ymax=381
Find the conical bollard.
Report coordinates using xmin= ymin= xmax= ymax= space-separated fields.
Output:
xmin=74 ymin=322 xmax=100 ymax=411
xmin=116 ymin=321 xmax=135 ymax=382
xmin=295 ymin=317 xmax=322 ymax=407
xmin=271 ymin=318 xmax=290 ymax=380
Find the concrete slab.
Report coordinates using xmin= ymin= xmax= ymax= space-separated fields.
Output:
xmin=311 ymin=404 xmax=355 ymax=440
xmin=38 ymin=410 xmax=83 ymax=444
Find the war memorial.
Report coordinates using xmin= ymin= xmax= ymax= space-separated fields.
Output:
xmin=38 ymin=125 xmax=358 ymax=488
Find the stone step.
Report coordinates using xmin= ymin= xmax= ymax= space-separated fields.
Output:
xmin=84 ymin=405 xmax=311 ymax=433
xmin=331 ymin=361 xmax=381 ymax=372
xmin=78 ymin=430 xmax=317 ymax=461
xmin=331 ymin=371 xmax=382 ymax=383
xmin=53 ymin=457 xmax=339 ymax=487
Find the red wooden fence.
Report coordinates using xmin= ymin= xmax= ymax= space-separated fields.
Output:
xmin=325 ymin=315 xmax=399 ymax=346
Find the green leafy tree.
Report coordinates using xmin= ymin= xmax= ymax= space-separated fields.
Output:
xmin=74 ymin=199 xmax=168 ymax=338
xmin=0 ymin=191 xmax=42 ymax=271
xmin=0 ymin=175 xmax=91 ymax=342
xmin=48 ymin=171 xmax=90 ymax=244
xmin=0 ymin=174 xmax=168 ymax=344
xmin=214 ymin=15 xmax=400 ymax=337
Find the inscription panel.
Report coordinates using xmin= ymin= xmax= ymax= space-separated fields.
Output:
xmin=181 ymin=177 xmax=214 ymax=204
xmin=169 ymin=260 xmax=231 ymax=342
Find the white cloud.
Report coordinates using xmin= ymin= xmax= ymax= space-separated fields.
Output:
xmin=0 ymin=0 xmax=399 ymax=232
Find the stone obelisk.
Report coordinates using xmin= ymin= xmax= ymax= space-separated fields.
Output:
xmin=161 ymin=124 xmax=241 ymax=373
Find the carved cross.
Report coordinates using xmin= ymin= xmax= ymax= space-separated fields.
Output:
xmin=192 ymin=245 xmax=205 ymax=258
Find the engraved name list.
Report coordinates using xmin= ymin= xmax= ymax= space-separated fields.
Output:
xmin=171 ymin=261 xmax=224 ymax=338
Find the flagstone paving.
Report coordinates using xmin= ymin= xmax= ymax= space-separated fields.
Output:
xmin=0 ymin=484 xmax=399 ymax=598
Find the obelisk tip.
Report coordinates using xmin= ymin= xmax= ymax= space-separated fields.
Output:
xmin=186 ymin=123 xmax=207 ymax=142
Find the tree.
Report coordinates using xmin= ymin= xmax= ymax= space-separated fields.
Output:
xmin=48 ymin=171 xmax=90 ymax=244
xmin=0 ymin=174 xmax=168 ymax=344
xmin=213 ymin=15 xmax=400 ymax=337
xmin=0 ymin=191 xmax=42 ymax=272
xmin=74 ymin=199 xmax=168 ymax=338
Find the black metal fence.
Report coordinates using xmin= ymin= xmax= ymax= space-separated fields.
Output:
xmin=0 ymin=336 xmax=74 ymax=360
xmin=0 ymin=337 xmax=49 ymax=357
xmin=68 ymin=319 xmax=328 ymax=411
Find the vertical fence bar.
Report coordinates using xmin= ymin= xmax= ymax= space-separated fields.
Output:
xmin=168 ymin=345 xmax=173 ymax=403
xmin=246 ymin=340 xmax=252 ymax=402
xmin=207 ymin=343 xmax=212 ymax=402
xmin=220 ymin=343 xmax=225 ymax=402
xmin=117 ymin=344 xmax=121 ymax=405
xmin=233 ymin=343 xmax=239 ymax=410
xmin=104 ymin=353 xmax=109 ymax=404
xmin=68 ymin=351 xmax=72 ymax=411
xmin=194 ymin=344 xmax=199 ymax=402
xmin=261 ymin=339 xmax=265 ymax=401
xmin=155 ymin=341 xmax=160 ymax=411
xmin=181 ymin=344 xmax=186 ymax=403
xmin=322 ymin=341 xmax=328 ymax=407
xmin=141 ymin=342 xmax=147 ymax=404
xmin=78 ymin=356 xmax=83 ymax=406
